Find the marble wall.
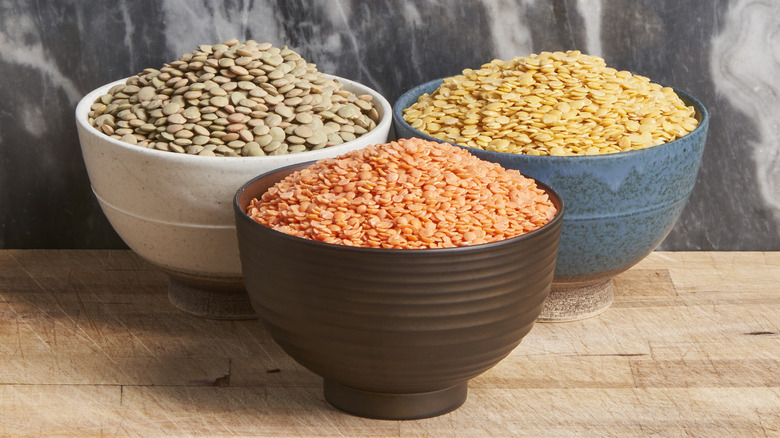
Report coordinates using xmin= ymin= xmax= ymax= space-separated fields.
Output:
xmin=0 ymin=0 xmax=778 ymax=250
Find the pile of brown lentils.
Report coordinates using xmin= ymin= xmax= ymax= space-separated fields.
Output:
xmin=87 ymin=39 xmax=381 ymax=157
xmin=403 ymin=50 xmax=699 ymax=156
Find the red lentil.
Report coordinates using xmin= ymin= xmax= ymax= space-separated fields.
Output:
xmin=247 ymin=138 xmax=557 ymax=248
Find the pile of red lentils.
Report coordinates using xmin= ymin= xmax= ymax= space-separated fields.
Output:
xmin=246 ymin=138 xmax=557 ymax=249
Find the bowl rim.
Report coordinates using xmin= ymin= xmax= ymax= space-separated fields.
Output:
xmin=392 ymin=77 xmax=709 ymax=162
xmin=233 ymin=160 xmax=565 ymax=254
xmin=76 ymin=73 xmax=392 ymax=163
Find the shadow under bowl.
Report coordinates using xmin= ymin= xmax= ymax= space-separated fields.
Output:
xmin=393 ymin=78 xmax=709 ymax=322
xmin=234 ymin=162 xmax=564 ymax=419
xmin=75 ymin=75 xmax=392 ymax=319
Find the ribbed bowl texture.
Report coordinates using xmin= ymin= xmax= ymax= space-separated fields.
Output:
xmin=234 ymin=162 xmax=563 ymax=417
xmin=393 ymin=79 xmax=708 ymax=284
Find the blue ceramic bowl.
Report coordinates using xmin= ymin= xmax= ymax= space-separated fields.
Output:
xmin=393 ymin=78 xmax=709 ymax=321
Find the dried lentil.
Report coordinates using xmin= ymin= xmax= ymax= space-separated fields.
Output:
xmin=246 ymin=138 xmax=557 ymax=249
xmin=88 ymin=40 xmax=381 ymax=157
xmin=403 ymin=51 xmax=699 ymax=156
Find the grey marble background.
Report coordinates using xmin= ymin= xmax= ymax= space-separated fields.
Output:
xmin=0 ymin=0 xmax=778 ymax=250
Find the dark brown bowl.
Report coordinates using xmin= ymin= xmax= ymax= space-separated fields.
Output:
xmin=233 ymin=162 xmax=564 ymax=420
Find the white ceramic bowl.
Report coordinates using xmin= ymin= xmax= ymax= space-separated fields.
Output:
xmin=76 ymin=75 xmax=391 ymax=319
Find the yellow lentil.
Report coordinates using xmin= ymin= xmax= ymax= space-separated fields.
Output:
xmin=403 ymin=50 xmax=699 ymax=156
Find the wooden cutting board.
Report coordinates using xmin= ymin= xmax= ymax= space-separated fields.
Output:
xmin=0 ymin=250 xmax=778 ymax=436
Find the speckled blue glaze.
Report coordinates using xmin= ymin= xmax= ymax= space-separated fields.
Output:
xmin=393 ymin=79 xmax=709 ymax=282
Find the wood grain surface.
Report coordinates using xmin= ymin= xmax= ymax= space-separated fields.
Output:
xmin=1 ymin=250 xmax=778 ymax=437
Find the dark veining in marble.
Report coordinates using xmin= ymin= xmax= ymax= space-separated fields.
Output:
xmin=0 ymin=0 xmax=777 ymax=250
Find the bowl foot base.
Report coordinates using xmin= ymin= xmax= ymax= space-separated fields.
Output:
xmin=323 ymin=379 xmax=467 ymax=420
xmin=167 ymin=275 xmax=257 ymax=320
xmin=538 ymin=278 xmax=614 ymax=322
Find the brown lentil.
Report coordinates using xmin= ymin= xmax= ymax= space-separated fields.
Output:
xmin=87 ymin=40 xmax=381 ymax=157
xmin=246 ymin=138 xmax=557 ymax=249
xmin=403 ymin=50 xmax=699 ymax=156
